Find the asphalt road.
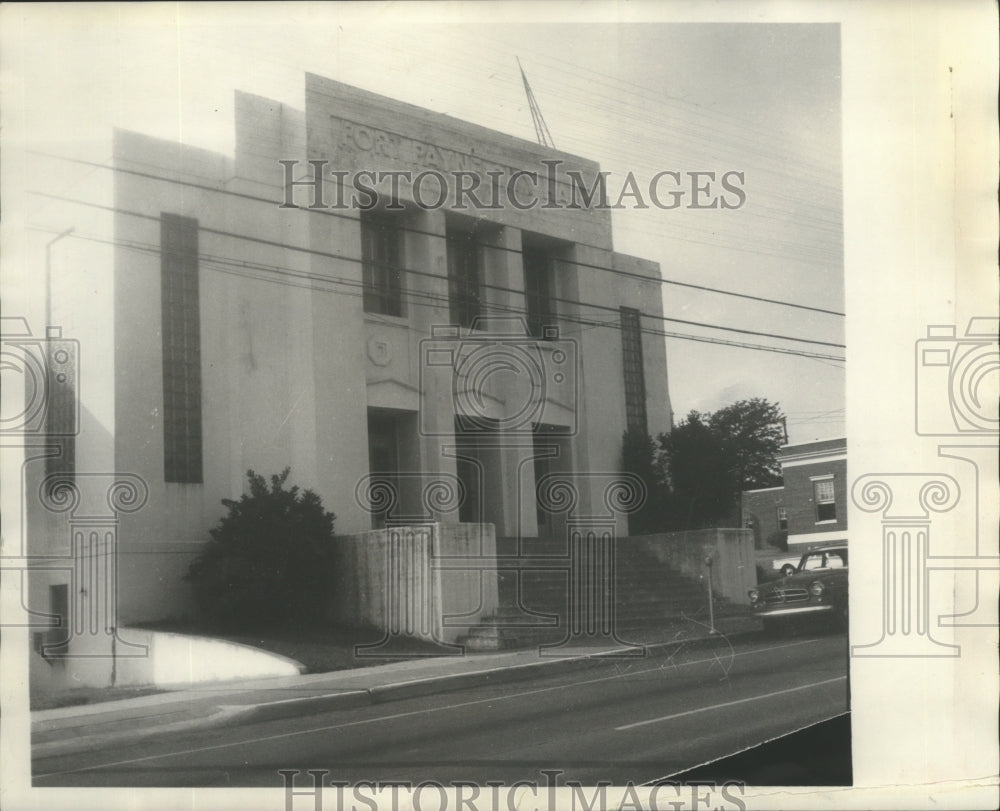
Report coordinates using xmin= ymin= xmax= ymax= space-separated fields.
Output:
xmin=34 ymin=631 xmax=849 ymax=787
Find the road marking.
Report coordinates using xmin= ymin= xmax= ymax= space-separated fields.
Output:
xmin=34 ymin=637 xmax=831 ymax=778
xmin=614 ymin=675 xmax=848 ymax=731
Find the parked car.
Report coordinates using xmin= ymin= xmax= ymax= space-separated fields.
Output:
xmin=748 ymin=546 xmax=848 ymax=632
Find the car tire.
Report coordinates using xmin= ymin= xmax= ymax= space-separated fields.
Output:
xmin=780 ymin=564 xmax=796 ymax=577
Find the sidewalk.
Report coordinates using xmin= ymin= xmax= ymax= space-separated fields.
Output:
xmin=32 ymin=614 xmax=761 ymax=759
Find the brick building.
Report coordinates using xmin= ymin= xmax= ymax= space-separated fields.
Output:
xmin=743 ymin=436 xmax=847 ymax=550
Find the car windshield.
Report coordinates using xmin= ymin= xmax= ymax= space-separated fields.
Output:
xmin=799 ymin=549 xmax=848 ymax=571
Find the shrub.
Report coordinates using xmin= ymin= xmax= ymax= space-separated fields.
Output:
xmin=185 ymin=468 xmax=336 ymax=629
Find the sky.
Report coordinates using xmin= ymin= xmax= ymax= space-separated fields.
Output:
xmin=6 ymin=4 xmax=845 ymax=443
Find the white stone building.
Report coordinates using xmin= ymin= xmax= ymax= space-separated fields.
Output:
xmin=18 ymin=74 xmax=673 ymax=685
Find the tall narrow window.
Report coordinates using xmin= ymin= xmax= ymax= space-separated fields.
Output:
xmin=161 ymin=213 xmax=203 ymax=483
xmin=620 ymin=307 xmax=648 ymax=435
xmin=454 ymin=416 xmax=485 ymax=525
xmin=523 ymin=247 xmax=555 ymax=339
xmin=367 ymin=410 xmax=400 ymax=528
xmin=446 ymin=227 xmax=483 ymax=329
xmin=776 ymin=505 xmax=788 ymax=531
xmin=813 ymin=478 xmax=836 ymax=521
xmin=361 ymin=211 xmax=403 ymax=317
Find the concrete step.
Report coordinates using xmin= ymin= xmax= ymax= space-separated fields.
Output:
xmin=458 ymin=623 xmax=567 ymax=651
xmin=476 ymin=601 xmax=744 ymax=629
xmin=506 ymin=588 xmax=712 ymax=607
xmin=458 ymin=614 xmax=754 ymax=652
xmin=486 ymin=540 xmax=749 ymax=651
xmin=501 ymin=587 xmax=725 ymax=608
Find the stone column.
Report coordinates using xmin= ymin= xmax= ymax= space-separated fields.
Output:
xmin=37 ymin=473 xmax=150 ymax=661
xmin=354 ymin=524 xmax=462 ymax=658
xmin=936 ymin=445 xmax=1000 ymax=627
xmin=536 ymin=471 xmax=647 ymax=656
xmin=851 ymin=473 xmax=960 ymax=658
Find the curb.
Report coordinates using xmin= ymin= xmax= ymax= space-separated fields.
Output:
xmin=205 ymin=627 xmax=761 ymax=726
xmin=31 ymin=704 xmax=249 ymax=760
xmin=33 ymin=625 xmax=762 ymax=758
xmin=229 ymin=689 xmax=373 ymax=725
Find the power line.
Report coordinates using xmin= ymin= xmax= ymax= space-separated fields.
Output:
xmin=28 ymin=186 xmax=846 ymax=351
xmin=28 ymin=149 xmax=846 ymax=318
xmin=29 ymin=222 xmax=845 ymax=365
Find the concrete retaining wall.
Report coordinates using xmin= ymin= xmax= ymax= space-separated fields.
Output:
xmin=619 ymin=528 xmax=757 ymax=605
xmin=328 ymin=522 xmax=499 ymax=644
xmin=29 ymin=628 xmax=304 ymax=692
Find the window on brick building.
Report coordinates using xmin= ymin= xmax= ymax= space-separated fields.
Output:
xmin=776 ymin=505 xmax=788 ymax=531
xmin=161 ymin=213 xmax=203 ymax=484
xmin=361 ymin=210 xmax=404 ymax=317
xmin=814 ymin=478 xmax=836 ymax=522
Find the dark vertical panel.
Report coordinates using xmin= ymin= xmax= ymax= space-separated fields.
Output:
xmin=523 ymin=247 xmax=554 ymax=339
xmin=446 ymin=229 xmax=482 ymax=329
xmin=620 ymin=307 xmax=648 ymax=435
xmin=161 ymin=213 xmax=203 ymax=483
xmin=44 ymin=339 xmax=77 ymax=477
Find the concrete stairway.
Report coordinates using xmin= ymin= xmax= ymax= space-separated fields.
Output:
xmin=457 ymin=535 xmax=748 ymax=651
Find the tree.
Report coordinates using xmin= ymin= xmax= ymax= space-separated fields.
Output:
xmin=708 ymin=398 xmax=786 ymax=491
xmin=656 ymin=412 xmax=735 ymax=529
xmin=657 ymin=398 xmax=786 ymax=530
xmin=185 ymin=468 xmax=337 ymax=629
xmin=620 ymin=427 xmax=665 ymax=534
